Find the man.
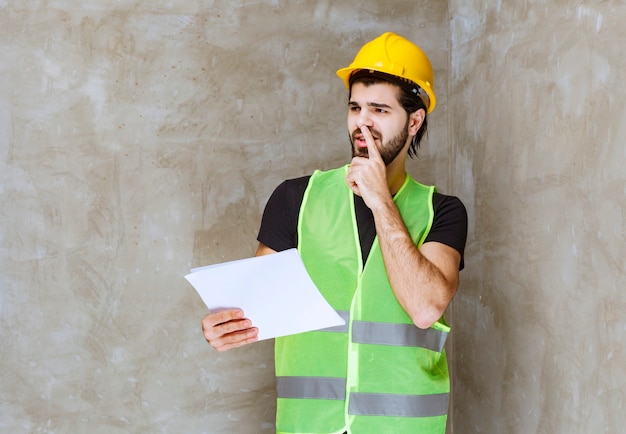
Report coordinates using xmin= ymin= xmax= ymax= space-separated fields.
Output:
xmin=202 ymin=32 xmax=467 ymax=434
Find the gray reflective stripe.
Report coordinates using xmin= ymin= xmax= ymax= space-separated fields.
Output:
xmin=276 ymin=376 xmax=346 ymax=400
xmin=349 ymin=392 xmax=449 ymax=418
xmin=352 ymin=321 xmax=448 ymax=352
xmin=319 ymin=310 xmax=350 ymax=333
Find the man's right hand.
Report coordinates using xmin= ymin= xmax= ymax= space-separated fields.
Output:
xmin=202 ymin=308 xmax=259 ymax=352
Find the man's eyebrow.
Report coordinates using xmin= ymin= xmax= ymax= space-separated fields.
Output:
xmin=368 ymin=102 xmax=393 ymax=109
xmin=348 ymin=101 xmax=393 ymax=109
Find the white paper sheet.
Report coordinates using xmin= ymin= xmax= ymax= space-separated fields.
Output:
xmin=185 ymin=248 xmax=345 ymax=341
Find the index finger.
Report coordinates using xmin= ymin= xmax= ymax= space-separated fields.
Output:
xmin=359 ymin=124 xmax=382 ymax=162
xmin=204 ymin=308 xmax=245 ymax=327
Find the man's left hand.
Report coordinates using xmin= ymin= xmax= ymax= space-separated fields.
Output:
xmin=346 ymin=124 xmax=392 ymax=210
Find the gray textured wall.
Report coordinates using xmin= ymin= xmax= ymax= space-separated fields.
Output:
xmin=3 ymin=1 xmax=625 ymax=433
xmin=0 ymin=2 xmax=450 ymax=433
xmin=449 ymin=1 xmax=625 ymax=433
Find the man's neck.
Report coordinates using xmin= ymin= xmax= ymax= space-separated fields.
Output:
xmin=386 ymin=159 xmax=407 ymax=195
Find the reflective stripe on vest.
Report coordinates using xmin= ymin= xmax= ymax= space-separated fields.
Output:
xmin=322 ymin=314 xmax=448 ymax=351
xmin=277 ymin=376 xmax=346 ymax=400
xmin=277 ymin=378 xmax=449 ymax=418
xmin=352 ymin=321 xmax=448 ymax=352
xmin=349 ymin=392 xmax=449 ymax=418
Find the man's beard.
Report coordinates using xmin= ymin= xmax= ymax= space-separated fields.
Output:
xmin=350 ymin=120 xmax=410 ymax=166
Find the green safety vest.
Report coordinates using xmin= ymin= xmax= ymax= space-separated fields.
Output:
xmin=275 ymin=166 xmax=450 ymax=434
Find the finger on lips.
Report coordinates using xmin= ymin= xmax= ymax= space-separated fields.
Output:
xmin=358 ymin=124 xmax=381 ymax=159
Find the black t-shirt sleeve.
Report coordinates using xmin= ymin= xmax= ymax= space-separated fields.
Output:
xmin=256 ymin=176 xmax=309 ymax=252
xmin=424 ymin=193 xmax=468 ymax=270
xmin=257 ymin=178 xmax=468 ymax=270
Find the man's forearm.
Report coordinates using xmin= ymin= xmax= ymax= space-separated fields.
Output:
xmin=372 ymin=199 xmax=458 ymax=329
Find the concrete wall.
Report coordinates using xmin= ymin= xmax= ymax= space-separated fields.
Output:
xmin=0 ymin=2 xmax=449 ymax=433
xmin=4 ymin=1 xmax=625 ymax=433
xmin=449 ymin=1 xmax=626 ymax=432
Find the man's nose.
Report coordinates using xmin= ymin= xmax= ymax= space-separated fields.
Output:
xmin=357 ymin=113 xmax=373 ymax=128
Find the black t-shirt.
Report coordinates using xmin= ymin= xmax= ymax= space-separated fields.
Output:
xmin=257 ymin=175 xmax=468 ymax=270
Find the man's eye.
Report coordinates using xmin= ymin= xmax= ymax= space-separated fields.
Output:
xmin=350 ymin=106 xmax=360 ymax=112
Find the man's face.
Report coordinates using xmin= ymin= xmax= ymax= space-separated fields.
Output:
xmin=347 ymin=81 xmax=411 ymax=166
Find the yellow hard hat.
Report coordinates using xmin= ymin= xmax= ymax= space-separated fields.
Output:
xmin=336 ymin=32 xmax=436 ymax=114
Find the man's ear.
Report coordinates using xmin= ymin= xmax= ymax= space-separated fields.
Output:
xmin=408 ymin=109 xmax=426 ymax=135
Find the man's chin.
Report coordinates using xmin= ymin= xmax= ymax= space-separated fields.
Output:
xmin=352 ymin=149 xmax=369 ymax=159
